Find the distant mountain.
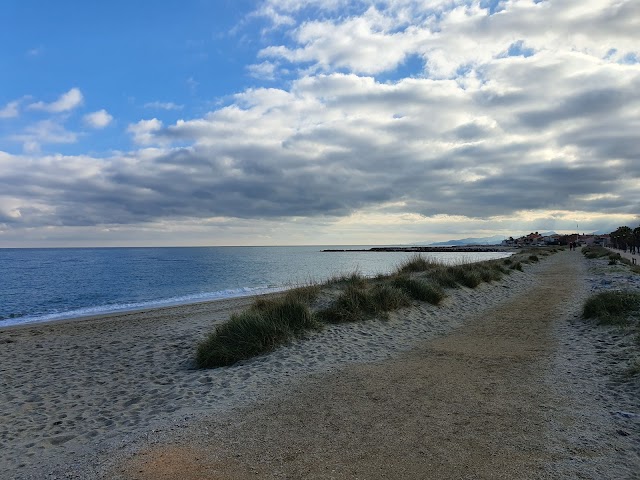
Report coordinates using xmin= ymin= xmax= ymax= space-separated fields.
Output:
xmin=421 ymin=235 xmax=507 ymax=246
xmin=418 ymin=231 xmax=559 ymax=246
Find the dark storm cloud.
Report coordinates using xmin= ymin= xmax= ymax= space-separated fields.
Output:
xmin=518 ymin=87 xmax=628 ymax=129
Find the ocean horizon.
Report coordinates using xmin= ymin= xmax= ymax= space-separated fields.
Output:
xmin=0 ymin=245 xmax=511 ymax=328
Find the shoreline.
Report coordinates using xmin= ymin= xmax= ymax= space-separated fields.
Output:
xmin=1 ymin=252 xmax=514 ymax=331
xmin=0 ymin=288 xmax=286 ymax=332
xmin=2 ymin=250 xmax=638 ymax=478
xmin=0 ymin=294 xmax=264 ymax=333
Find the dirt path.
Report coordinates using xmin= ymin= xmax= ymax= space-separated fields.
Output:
xmin=110 ymin=252 xmax=613 ymax=479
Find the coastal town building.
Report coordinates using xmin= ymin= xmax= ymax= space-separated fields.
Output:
xmin=500 ymin=232 xmax=609 ymax=247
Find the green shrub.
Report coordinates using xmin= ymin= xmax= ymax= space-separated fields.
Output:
xmin=509 ymin=262 xmax=523 ymax=271
xmin=318 ymin=285 xmax=373 ymax=323
xmin=429 ymin=267 xmax=460 ymax=288
xmin=196 ymin=299 xmax=319 ymax=368
xmin=396 ymin=254 xmax=437 ymax=273
xmin=326 ymin=271 xmax=368 ymax=288
xmin=250 ymin=297 xmax=320 ymax=333
xmin=583 ymin=291 xmax=640 ymax=325
xmin=319 ymin=282 xmax=412 ymax=324
xmin=529 ymin=255 xmax=539 ymax=262
xmin=450 ymin=266 xmax=483 ymax=288
xmin=477 ymin=263 xmax=505 ymax=282
xmin=392 ymin=276 xmax=446 ymax=304
xmin=582 ymin=246 xmax=610 ymax=259
xmin=283 ymin=284 xmax=321 ymax=304
xmin=369 ymin=283 xmax=411 ymax=311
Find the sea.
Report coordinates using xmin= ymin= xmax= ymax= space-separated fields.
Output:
xmin=0 ymin=246 xmax=510 ymax=328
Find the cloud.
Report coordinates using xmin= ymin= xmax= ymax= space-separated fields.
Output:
xmin=127 ymin=118 xmax=164 ymax=145
xmin=257 ymin=0 xmax=639 ymax=79
xmin=28 ymin=88 xmax=84 ymax=113
xmin=2 ymin=0 xmax=640 ymax=244
xmin=83 ymin=109 xmax=113 ymax=129
xmin=144 ymin=101 xmax=184 ymax=111
xmin=10 ymin=120 xmax=78 ymax=153
xmin=247 ymin=61 xmax=279 ymax=80
xmin=0 ymin=100 xmax=20 ymax=118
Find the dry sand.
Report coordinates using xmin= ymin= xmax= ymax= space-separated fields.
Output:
xmin=1 ymin=250 xmax=639 ymax=479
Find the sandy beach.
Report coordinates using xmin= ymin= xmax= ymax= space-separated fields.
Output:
xmin=1 ymin=250 xmax=639 ymax=479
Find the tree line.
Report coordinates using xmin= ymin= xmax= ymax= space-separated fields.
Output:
xmin=609 ymin=225 xmax=640 ymax=254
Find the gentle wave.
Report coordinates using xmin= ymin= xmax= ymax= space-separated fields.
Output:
xmin=0 ymin=285 xmax=288 ymax=328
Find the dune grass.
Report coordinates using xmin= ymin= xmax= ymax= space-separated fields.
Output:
xmin=392 ymin=276 xmax=446 ymax=304
xmin=582 ymin=245 xmax=640 ymax=274
xmin=396 ymin=254 xmax=440 ymax=273
xmin=318 ymin=283 xmax=412 ymax=324
xmin=196 ymin=297 xmax=320 ymax=368
xmin=196 ymin=249 xmax=556 ymax=368
xmin=582 ymin=245 xmax=610 ymax=259
xmin=582 ymin=291 xmax=640 ymax=326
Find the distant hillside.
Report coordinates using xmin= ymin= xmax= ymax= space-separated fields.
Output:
xmin=422 ymin=235 xmax=506 ymax=246
xmin=419 ymin=231 xmax=558 ymax=246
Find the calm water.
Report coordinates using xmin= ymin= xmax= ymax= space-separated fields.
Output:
xmin=0 ymin=246 xmax=510 ymax=327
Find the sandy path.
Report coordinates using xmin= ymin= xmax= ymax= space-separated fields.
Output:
xmin=112 ymin=251 xmax=636 ymax=479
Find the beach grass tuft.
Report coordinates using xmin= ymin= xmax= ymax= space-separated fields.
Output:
xmin=582 ymin=290 xmax=640 ymax=325
xmin=326 ymin=271 xmax=368 ymax=288
xmin=369 ymin=283 xmax=412 ymax=311
xmin=282 ymin=284 xmax=322 ymax=304
xmin=582 ymin=245 xmax=610 ymax=259
xmin=396 ymin=254 xmax=438 ymax=274
xmin=392 ymin=276 xmax=446 ymax=304
xmin=428 ymin=267 xmax=460 ymax=288
xmin=196 ymin=297 xmax=319 ymax=368
xmin=449 ymin=265 xmax=483 ymax=288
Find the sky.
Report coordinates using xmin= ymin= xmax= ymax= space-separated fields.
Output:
xmin=1 ymin=0 xmax=639 ymax=247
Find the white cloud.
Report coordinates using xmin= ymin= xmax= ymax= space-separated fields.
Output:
xmin=83 ymin=109 xmax=113 ymax=129
xmin=144 ymin=101 xmax=184 ymax=111
xmin=28 ymin=88 xmax=84 ymax=113
xmin=257 ymin=0 xmax=639 ymax=79
xmin=10 ymin=120 xmax=79 ymax=153
xmin=0 ymin=100 xmax=20 ymax=118
xmin=127 ymin=118 xmax=164 ymax=145
xmin=247 ymin=61 xmax=279 ymax=80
